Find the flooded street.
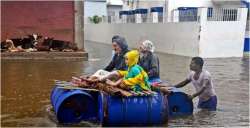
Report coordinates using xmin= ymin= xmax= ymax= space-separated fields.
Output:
xmin=1 ymin=41 xmax=249 ymax=127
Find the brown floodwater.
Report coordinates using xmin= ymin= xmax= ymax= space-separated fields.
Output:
xmin=1 ymin=41 xmax=249 ymax=127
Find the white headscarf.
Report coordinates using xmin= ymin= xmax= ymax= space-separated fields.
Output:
xmin=142 ymin=40 xmax=155 ymax=53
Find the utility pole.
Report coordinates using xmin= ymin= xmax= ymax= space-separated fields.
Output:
xmin=164 ymin=0 xmax=167 ymax=23
xmin=74 ymin=0 xmax=84 ymax=51
xmin=136 ymin=0 xmax=139 ymax=9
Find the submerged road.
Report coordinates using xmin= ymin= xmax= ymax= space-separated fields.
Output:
xmin=1 ymin=41 xmax=249 ymax=127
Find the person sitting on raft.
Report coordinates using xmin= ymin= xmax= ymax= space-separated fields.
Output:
xmin=104 ymin=35 xmax=129 ymax=71
xmin=138 ymin=40 xmax=160 ymax=84
xmin=101 ymin=50 xmax=151 ymax=92
xmin=83 ymin=36 xmax=129 ymax=82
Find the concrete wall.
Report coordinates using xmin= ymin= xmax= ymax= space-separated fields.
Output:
xmin=85 ymin=9 xmax=248 ymax=58
xmin=85 ymin=23 xmax=200 ymax=57
xmin=199 ymin=22 xmax=246 ymax=57
xmin=75 ymin=1 xmax=85 ymax=50
xmin=199 ymin=8 xmax=248 ymax=58
xmin=85 ymin=7 xmax=248 ymax=58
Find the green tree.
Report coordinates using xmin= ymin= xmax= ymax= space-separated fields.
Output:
xmin=89 ymin=15 xmax=102 ymax=24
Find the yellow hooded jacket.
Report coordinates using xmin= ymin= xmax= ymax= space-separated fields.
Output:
xmin=118 ymin=50 xmax=151 ymax=91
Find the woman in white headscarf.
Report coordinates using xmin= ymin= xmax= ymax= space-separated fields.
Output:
xmin=138 ymin=40 xmax=161 ymax=83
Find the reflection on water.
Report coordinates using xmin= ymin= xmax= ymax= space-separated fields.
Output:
xmin=1 ymin=41 xmax=249 ymax=127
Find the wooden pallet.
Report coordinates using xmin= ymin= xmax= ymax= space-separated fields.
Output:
xmin=54 ymin=80 xmax=158 ymax=97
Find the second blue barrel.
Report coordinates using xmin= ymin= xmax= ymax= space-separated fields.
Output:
xmin=167 ymin=87 xmax=193 ymax=117
xmin=50 ymin=85 xmax=98 ymax=123
xmin=102 ymin=91 xmax=168 ymax=126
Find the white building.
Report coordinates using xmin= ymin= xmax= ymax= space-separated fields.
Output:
xmin=84 ymin=0 xmax=107 ymax=17
xmin=107 ymin=0 xmax=123 ymax=23
xmin=122 ymin=0 xmax=166 ymax=10
xmin=85 ymin=0 xmax=249 ymax=58
xmin=168 ymin=0 xmax=246 ymax=22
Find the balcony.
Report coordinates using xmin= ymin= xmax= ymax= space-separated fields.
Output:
xmin=211 ymin=0 xmax=243 ymax=6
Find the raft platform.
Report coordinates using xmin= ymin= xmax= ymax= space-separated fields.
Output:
xmin=50 ymin=80 xmax=194 ymax=126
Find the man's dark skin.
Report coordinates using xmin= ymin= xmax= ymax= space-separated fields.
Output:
xmin=173 ymin=60 xmax=209 ymax=100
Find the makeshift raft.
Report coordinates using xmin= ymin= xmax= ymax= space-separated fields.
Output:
xmin=50 ymin=76 xmax=193 ymax=126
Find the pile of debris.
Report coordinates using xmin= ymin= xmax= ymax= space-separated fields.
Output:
xmin=55 ymin=75 xmax=171 ymax=97
xmin=1 ymin=33 xmax=78 ymax=53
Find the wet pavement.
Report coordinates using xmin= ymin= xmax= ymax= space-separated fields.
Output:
xmin=1 ymin=41 xmax=249 ymax=127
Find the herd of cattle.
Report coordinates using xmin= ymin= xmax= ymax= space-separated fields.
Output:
xmin=1 ymin=34 xmax=78 ymax=52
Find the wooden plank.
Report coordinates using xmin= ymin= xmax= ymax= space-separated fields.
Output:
xmin=146 ymin=90 xmax=157 ymax=95
xmin=114 ymin=88 xmax=133 ymax=97
xmin=142 ymin=91 xmax=152 ymax=95
xmin=57 ymin=85 xmax=99 ymax=92
xmin=102 ymin=86 xmax=120 ymax=95
xmin=136 ymin=91 xmax=145 ymax=96
xmin=129 ymin=91 xmax=138 ymax=96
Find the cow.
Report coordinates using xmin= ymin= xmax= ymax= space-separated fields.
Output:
xmin=1 ymin=39 xmax=25 ymax=52
xmin=1 ymin=39 xmax=14 ymax=52
xmin=1 ymin=34 xmax=42 ymax=52
xmin=1 ymin=38 xmax=23 ymax=49
xmin=38 ymin=37 xmax=78 ymax=52
xmin=2 ymin=34 xmax=42 ymax=49
xmin=35 ymin=37 xmax=52 ymax=51
xmin=22 ymin=34 xmax=42 ymax=49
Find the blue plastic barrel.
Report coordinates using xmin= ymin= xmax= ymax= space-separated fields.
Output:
xmin=244 ymin=38 xmax=249 ymax=52
xmin=50 ymin=85 xmax=97 ymax=123
xmin=103 ymin=92 xmax=168 ymax=126
xmin=167 ymin=87 xmax=193 ymax=117
xmin=97 ymin=92 xmax=105 ymax=124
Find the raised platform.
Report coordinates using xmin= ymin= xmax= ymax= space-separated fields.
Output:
xmin=1 ymin=51 xmax=88 ymax=61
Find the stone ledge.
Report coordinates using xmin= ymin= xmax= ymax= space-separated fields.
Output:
xmin=1 ymin=51 xmax=88 ymax=60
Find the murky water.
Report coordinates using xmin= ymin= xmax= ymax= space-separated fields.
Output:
xmin=1 ymin=41 xmax=249 ymax=127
